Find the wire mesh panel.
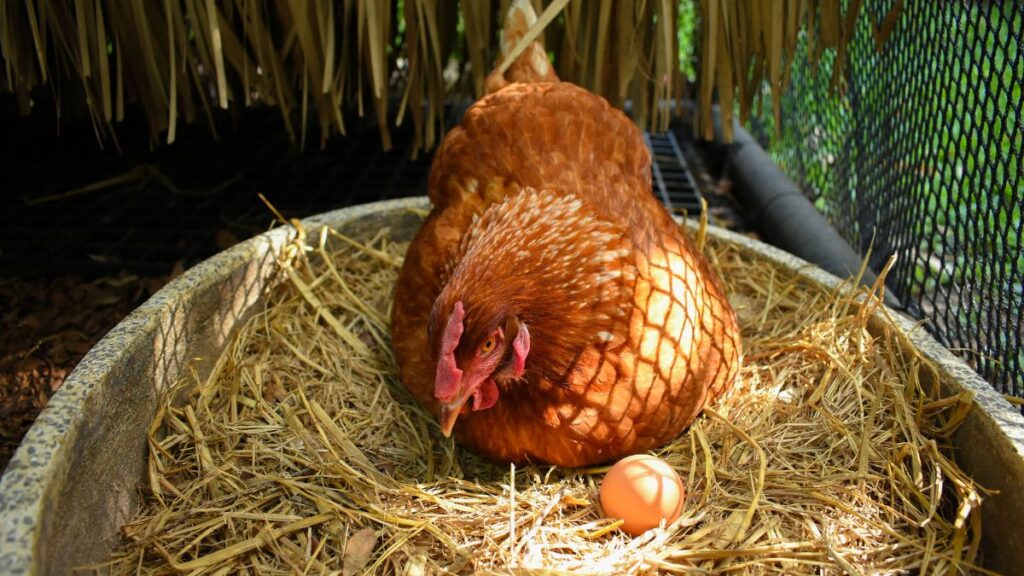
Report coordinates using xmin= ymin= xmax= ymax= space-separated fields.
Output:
xmin=0 ymin=109 xmax=435 ymax=276
xmin=752 ymin=1 xmax=1023 ymax=395
xmin=0 ymin=104 xmax=706 ymax=278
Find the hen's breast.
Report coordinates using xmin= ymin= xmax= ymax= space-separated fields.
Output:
xmin=558 ymin=228 xmax=739 ymax=463
xmin=456 ymin=222 xmax=740 ymax=467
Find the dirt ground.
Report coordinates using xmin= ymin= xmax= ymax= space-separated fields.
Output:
xmin=0 ymin=272 xmax=174 ymax=469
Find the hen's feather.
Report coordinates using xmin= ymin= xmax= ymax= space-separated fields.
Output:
xmin=485 ymin=0 xmax=559 ymax=93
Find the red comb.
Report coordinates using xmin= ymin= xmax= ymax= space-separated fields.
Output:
xmin=434 ymin=301 xmax=465 ymax=401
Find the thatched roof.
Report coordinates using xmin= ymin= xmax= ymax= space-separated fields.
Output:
xmin=0 ymin=1 xmax=895 ymax=153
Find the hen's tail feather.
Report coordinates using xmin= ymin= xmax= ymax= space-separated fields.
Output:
xmin=500 ymin=0 xmax=540 ymax=57
xmin=485 ymin=0 xmax=559 ymax=93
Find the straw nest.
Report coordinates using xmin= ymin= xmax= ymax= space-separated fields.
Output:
xmin=94 ymin=213 xmax=986 ymax=575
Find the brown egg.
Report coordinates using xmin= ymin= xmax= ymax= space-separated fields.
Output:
xmin=599 ymin=454 xmax=685 ymax=535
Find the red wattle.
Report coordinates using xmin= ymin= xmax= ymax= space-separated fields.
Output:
xmin=472 ymin=378 xmax=500 ymax=411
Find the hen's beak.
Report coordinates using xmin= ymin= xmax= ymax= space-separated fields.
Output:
xmin=435 ymin=350 xmax=470 ymax=437
xmin=438 ymin=391 xmax=473 ymax=437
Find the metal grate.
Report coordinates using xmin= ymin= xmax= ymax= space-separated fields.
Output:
xmin=648 ymin=131 xmax=705 ymax=214
xmin=751 ymin=1 xmax=1023 ymax=395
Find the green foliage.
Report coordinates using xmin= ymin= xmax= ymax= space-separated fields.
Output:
xmin=677 ymin=0 xmax=697 ymax=81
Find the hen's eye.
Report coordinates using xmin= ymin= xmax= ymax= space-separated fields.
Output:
xmin=480 ymin=338 xmax=495 ymax=355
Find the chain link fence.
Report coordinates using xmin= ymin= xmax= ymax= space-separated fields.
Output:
xmin=751 ymin=0 xmax=1023 ymax=396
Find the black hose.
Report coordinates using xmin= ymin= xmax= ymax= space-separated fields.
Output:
xmin=719 ymin=121 xmax=901 ymax=309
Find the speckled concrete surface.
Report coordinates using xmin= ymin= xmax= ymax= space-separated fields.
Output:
xmin=2 ymin=197 xmax=1022 ymax=574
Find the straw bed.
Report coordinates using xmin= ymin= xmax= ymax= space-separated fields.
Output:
xmin=95 ymin=215 xmax=985 ymax=575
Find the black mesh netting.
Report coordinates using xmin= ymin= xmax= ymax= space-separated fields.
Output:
xmin=751 ymin=1 xmax=1023 ymax=396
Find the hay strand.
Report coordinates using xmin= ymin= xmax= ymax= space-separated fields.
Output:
xmin=497 ymin=0 xmax=571 ymax=78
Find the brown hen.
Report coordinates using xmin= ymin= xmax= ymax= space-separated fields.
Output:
xmin=391 ymin=1 xmax=741 ymax=467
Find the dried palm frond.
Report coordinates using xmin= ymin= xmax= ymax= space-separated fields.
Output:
xmin=3 ymin=1 xmax=886 ymax=152
xmin=694 ymin=1 xmax=901 ymax=141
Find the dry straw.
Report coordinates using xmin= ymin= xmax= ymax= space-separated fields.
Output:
xmin=0 ymin=0 xmax=685 ymax=152
xmin=88 ymin=213 xmax=986 ymax=575
xmin=694 ymin=0 xmax=904 ymax=141
xmin=0 ymin=1 xmax=899 ymax=152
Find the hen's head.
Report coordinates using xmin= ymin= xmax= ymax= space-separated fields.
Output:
xmin=429 ymin=299 xmax=530 ymax=436
xmin=427 ymin=188 xmax=634 ymax=437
